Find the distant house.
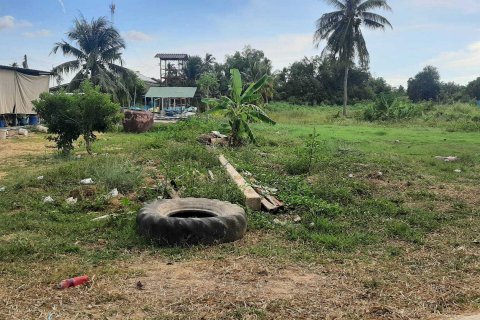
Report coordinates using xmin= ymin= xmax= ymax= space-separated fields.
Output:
xmin=0 ymin=65 xmax=51 ymax=116
xmin=145 ymin=87 xmax=197 ymax=113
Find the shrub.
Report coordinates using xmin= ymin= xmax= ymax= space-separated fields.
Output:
xmin=363 ymin=94 xmax=421 ymax=121
xmin=33 ymin=81 xmax=122 ymax=155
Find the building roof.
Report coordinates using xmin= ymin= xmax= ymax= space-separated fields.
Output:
xmin=134 ymin=71 xmax=158 ymax=84
xmin=145 ymin=87 xmax=197 ymax=98
xmin=0 ymin=65 xmax=52 ymax=76
xmin=154 ymin=53 xmax=189 ymax=60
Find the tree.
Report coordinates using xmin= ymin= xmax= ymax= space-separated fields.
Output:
xmin=466 ymin=77 xmax=480 ymax=100
xmin=197 ymin=72 xmax=219 ymax=99
xmin=225 ymin=46 xmax=273 ymax=83
xmin=51 ymin=16 xmax=134 ymax=101
xmin=22 ymin=55 xmax=28 ymax=69
xmin=33 ymin=81 xmax=121 ymax=155
xmin=314 ymin=0 xmax=392 ymax=116
xmin=10 ymin=62 xmax=18 ymax=67
xmin=202 ymin=53 xmax=216 ymax=72
xmin=275 ymin=55 xmax=387 ymax=105
xmin=185 ymin=55 xmax=204 ymax=84
xmin=407 ymin=66 xmax=441 ymax=102
xmin=203 ymin=69 xmax=275 ymax=146
xmin=439 ymin=82 xmax=467 ymax=104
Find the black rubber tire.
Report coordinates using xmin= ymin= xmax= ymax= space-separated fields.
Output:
xmin=136 ymin=198 xmax=247 ymax=246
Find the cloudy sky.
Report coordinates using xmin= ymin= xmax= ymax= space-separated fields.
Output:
xmin=0 ymin=0 xmax=479 ymax=86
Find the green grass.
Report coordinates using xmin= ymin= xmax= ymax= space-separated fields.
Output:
xmin=0 ymin=103 xmax=479 ymax=264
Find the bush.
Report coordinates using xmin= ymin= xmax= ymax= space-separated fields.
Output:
xmin=33 ymin=81 xmax=122 ymax=155
xmin=363 ymin=94 xmax=421 ymax=121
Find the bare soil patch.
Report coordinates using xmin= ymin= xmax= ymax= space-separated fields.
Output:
xmin=1 ymin=237 xmax=479 ymax=320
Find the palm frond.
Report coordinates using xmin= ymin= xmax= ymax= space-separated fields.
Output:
xmin=323 ymin=0 xmax=346 ymax=10
xmin=360 ymin=12 xmax=392 ymax=28
xmin=358 ymin=0 xmax=392 ymax=12
xmin=51 ymin=41 xmax=85 ymax=59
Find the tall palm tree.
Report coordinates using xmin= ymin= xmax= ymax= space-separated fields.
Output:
xmin=203 ymin=53 xmax=216 ymax=72
xmin=314 ymin=0 xmax=392 ymax=116
xmin=51 ymin=16 xmax=134 ymax=101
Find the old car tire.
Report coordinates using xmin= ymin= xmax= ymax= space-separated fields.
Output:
xmin=137 ymin=198 xmax=247 ymax=245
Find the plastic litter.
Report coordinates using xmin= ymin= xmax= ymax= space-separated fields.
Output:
xmin=454 ymin=169 xmax=462 ymax=173
xmin=18 ymin=128 xmax=28 ymax=136
xmin=0 ymin=187 xmax=5 ymax=192
xmin=435 ymin=156 xmax=458 ymax=162
xmin=56 ymin=275 xmax=89 ymax=289
xmin=66 ymin=197 xmax=77 ymax=205
xmin=80 ymin=178 xmax=94 ymax=185
xmin=43 ymin=196 xmax=54 ymax=203
xmin=37 ymin=176 xmax=44 ymax=180
xmin=108 ymin=188 xmax=119 ymax=198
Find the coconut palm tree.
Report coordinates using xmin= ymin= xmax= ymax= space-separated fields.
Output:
xmin=314 ymin=0 xmax=392 ymax=116
xmin=51 ymin=16 xmax=134 ymax=101
xmin=202 ymin=53 xmax=216 ymax=72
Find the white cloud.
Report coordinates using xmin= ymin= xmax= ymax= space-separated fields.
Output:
xmin=123 ymin=30 xmax=153 ymax=42
xmin=23 ymin=29 xmax=51 ymax=38
xmin=403 ymin=0 xmax=480 ymax=12
xmin=176 ymin=33 xmax=316 ymax=70
xmin=426 ymin=41 xmax=480 ymax=84
xmin=0 ymin=16 xmax=14 ymax=30
xmin=0 ymin=16 xmax=32 ymax=30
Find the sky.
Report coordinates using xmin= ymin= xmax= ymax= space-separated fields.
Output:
xmin=0 ymin=0 xmax=479 ymax=87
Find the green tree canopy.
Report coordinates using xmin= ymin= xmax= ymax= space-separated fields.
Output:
xmin=407 ymin=66 xmax=441 ymax=102
xmin=466 ymin=77 xmax=480 ymax=100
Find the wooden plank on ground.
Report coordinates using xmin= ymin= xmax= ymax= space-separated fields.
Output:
xmin=219 ymin=155 xmax=262 ymax=211
xmin=266 ymin=195 xmax=284 ymax=208
xmin=261 ymin=198 xmax=278 ymax=211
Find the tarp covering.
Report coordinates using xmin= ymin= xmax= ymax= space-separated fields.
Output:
xmin=0 ymin=69 xmax=16 ymax=114
xmin=0 ymin=69 xmax=50 ymax=114
xmin=145 ymin=87 xmax=197 ymax=98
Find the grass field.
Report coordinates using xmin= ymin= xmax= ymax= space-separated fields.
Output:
xmin=0 ymin=103 xmax=479 ymax=319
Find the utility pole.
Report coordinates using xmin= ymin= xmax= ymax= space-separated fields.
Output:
xmin=109 ymin=2 xmax=116 ymax=23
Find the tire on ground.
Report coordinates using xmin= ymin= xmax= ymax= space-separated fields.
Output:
xmin=137 ymin=198 xmax=247 ymax=245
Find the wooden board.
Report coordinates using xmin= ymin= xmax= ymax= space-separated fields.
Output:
xmin=219 ymin=155 xmax=262 ymax=211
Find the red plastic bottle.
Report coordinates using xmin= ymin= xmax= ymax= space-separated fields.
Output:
xmin=57 ymin=275 xmax=89 ymax=289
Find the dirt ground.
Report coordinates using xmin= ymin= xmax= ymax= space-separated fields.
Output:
xmin=1 ymin=136 xmax=479 ymax=320
xmin=0 ymin=133 xmax=54 ymax=180
xmin=1 ymin=232 xmax=479 ymax=320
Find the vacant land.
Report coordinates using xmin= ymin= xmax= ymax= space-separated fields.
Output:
xmin=0 ymin=104 xmax=479 ymax=319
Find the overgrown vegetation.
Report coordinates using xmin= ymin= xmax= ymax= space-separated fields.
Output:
xmin=1 ymin=104 xmax=479 ymax=318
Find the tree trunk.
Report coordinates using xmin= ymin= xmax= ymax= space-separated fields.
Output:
xmin=84 ymin=134 xmax=93 ymax=155
xmin=343 ymin=66 xmax=349 ymax=117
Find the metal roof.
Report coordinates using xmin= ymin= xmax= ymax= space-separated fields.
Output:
xmin=154 ymin=53 xmax=188 ymax=60
xmin=0 ymin=65 xmax=52 ymax=76
xmin=134 ymin=71 xmax=158 ymax=84
xmin=145 ymin=87 xmax=197 ymax=98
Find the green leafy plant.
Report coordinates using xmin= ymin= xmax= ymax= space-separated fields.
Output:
xmin=203 ymin=69 xmax=276 ymax=146
xmin=33 ymin=81 xmax=121 ymax=155
xmin=364 ymin=93 xmax=421 ymax=121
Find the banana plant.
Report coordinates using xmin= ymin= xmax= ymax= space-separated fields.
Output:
xmin=203 ymin=69 xmax=276 ymax=146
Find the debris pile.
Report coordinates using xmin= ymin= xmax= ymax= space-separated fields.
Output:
xmin=198 ymin=131 xmax=228 ymax=146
